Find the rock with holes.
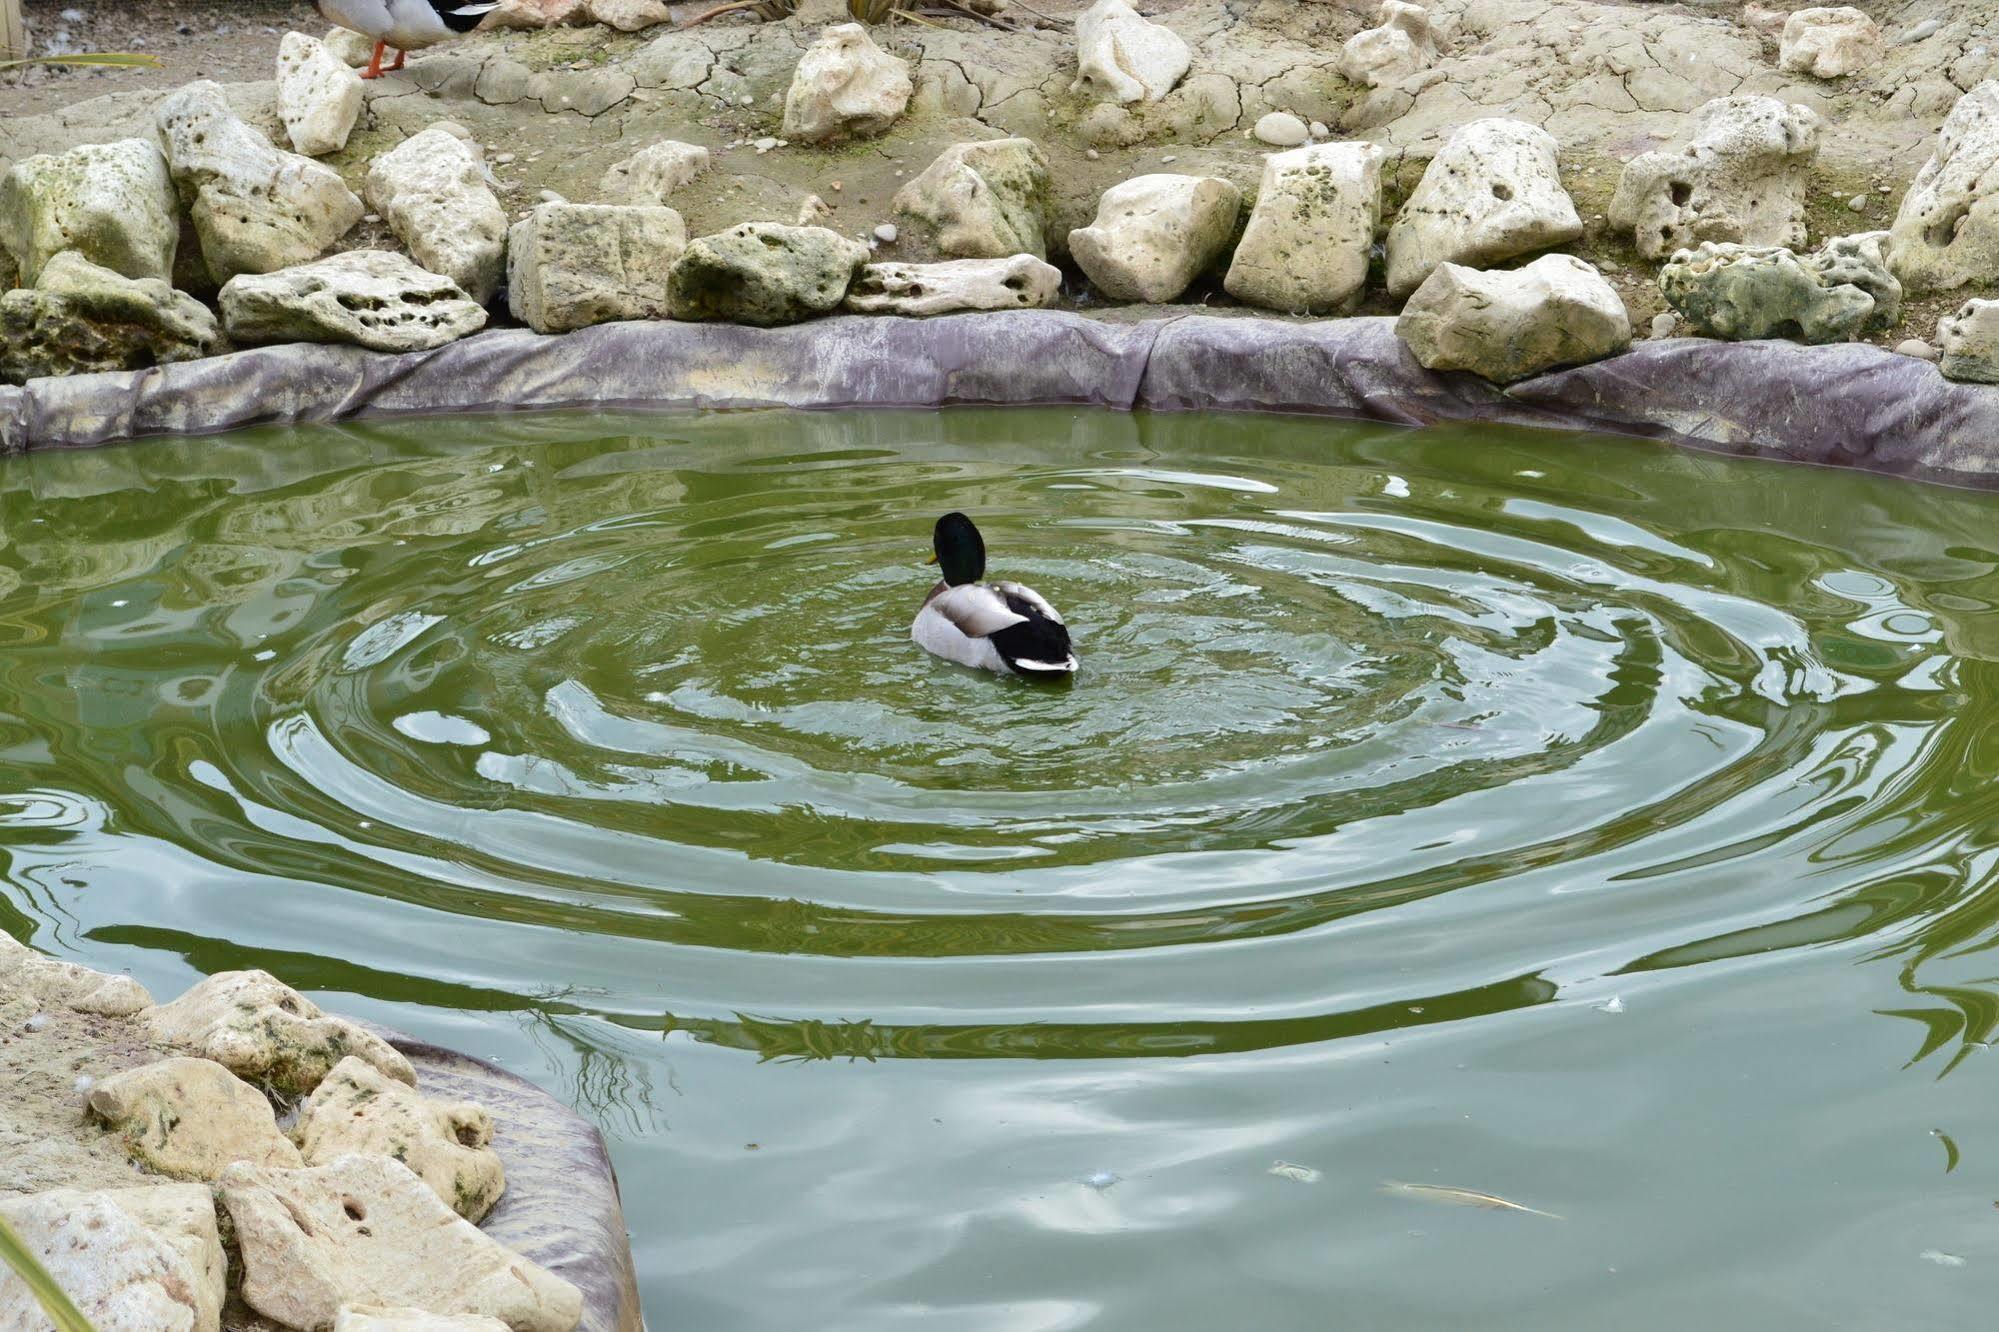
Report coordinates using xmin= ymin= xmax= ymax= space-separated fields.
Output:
xmin=1340 ymin=0 xmax=1436 ymax=88
xmin=1659 ymin=233 xmax=1901 ymax=342
xmin=1396 ymin=253 xmax=1631 ymax=383
xmin=294 ymin=1056 xmax=506 ymax=1222
xmin=221 ymin=1154 xmax=583 ymax=1332
xmin=0 ymin=929 xmax=154 ymax=1013
xmin=1890 ymin=82 xmax=1999 ymax=294
xmin=0 ymin=138 xmax=179 ymax=286
xmin=219 ymin=250 xmax=488 ymax=352
xmin=1778 ymin=6 xmax=1881 ymax=79
xmin=144 ymin=969 xmax=415 ymax=1095
xmin=336 ymin=1310 xmax=512 ymax=1332
xmin=1608 ymin=95 xmax=1819 ymax=260
xmin=1070 ymin=173 xmax=1241 ymax=303
xmin=781 ymin=23 xmax=912 ymax=143
xmin=87 ymin=1057 xmax=303 ymax=1180
xmin=277 ymin=32 xmax=365 ymax=157
xmin=893 ymin=139 xmax=1050 ymax=260
xmin=0 ymin=250 xmax=223 ymax=387
xmin=599 ymin=140 xmax=710 ymax=205
xmin=1070 ymin=0 xmax=1190 ymax=105
xmin=155 ymin=81 xmax=364 ymax=284
xmin=1225 ymin=141 xmax=1382 ymax=313
xmin=364 ymin=128 xmax=509 ymax=304
xmin=0 ymin=1185 xmax=224 ymax=1332
xmin=845 ymin=255 xmax=1063 ymax=315
xmin=507 ymin=201 xmax=687 ymax=334
xmin=1385 ymin=118 xmax=1583 ymax=296
xmin=667 ymin=222 xmax=869 ymax=325
xmin=1938 ymin=296 xmax=1999 ymax=382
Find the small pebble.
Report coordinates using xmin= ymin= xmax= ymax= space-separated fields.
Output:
xmin=1894 ymin=338 xmax=1941 ymax=362
xmin=874 ymin=223 xmax=898 ymax=243
xmin=538 ymin=189 xmax=566 ymax=204
xmin=1597 ymin=257 xmax=1621 ymax=273
xmin=1878 ymin=184 xmax=1893 ymax=194
xmin=362 ymin=213 xmax=380 ymax=224
xmin=1899 ymin=18 xmax=1943 ymax=43
xmin=1085 ymin=148 xmax=1100 ymax=160
xmin=22 ymin=1013 xmax=47 ymax=1033
xmin=1651 ymin=312 xmax=1680 ymax=339
xmin=73 ymin=1074 xmax=94 ymax=1095
xmin=754 ymin=136 xmax=779 ymax=153
xmin=1848 ymin=194 xmax=1869 ymax=212
xmin=1253 ymin=111 xmax=1311 ymax=148
xmin=1309 ymin=120 xmax=1330 ymax=138
xmin=1161 ymin=154 xmax=1177 ymax=164
xmin=831 ymin=180 xmax=843 ymax=192
xmin=493 ymin=151 xmax=516 ymax=165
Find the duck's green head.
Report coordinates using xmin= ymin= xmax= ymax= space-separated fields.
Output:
xmin=929 ymin=512 xmax=986 ymax=586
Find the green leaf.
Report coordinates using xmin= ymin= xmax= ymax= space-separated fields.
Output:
xmin=0 ymin=1214 xmax=98 ymax=1332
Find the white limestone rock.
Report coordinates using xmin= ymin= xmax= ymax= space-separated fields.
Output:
xmin=87 ymin=1056 xmax=303 ymax=1181
xmin=324 ymin=26 xmax=376 ymax=67
xmin=220 ymin=250 xmax=489 ymax=352
xmin=0 ymin=931 xmax=154 ymax=1014
xmin=1253 ymin=112 xmax=1311 ymax=148
xmin=1659 ymin=233 xmax=1901 ymax=343
xmin=1396 ymin=254 xmax=1632 ymax=384
xmin=599 ymin=140 xmax=710 ymax=205
xmin=1069 ymin=173 xmax=1241 ymax=304
xmin=277 ymin=32 xmax=365 ymax=157
xmin=1070 ymin=0 xmax=1191 ymax=105
xmin=845 ymin=254 xmax=1063 ymax=315
xmin=667 ymin=222 xmax=869 ymax=325
xmin=1225 ymin=142 xmax=1383 ymax=314
xmin=220 ymin=1154 xmax=583 ymax=1332
xmin=295 ymin=1056 xmax=506 ymax=1223
xmin=892 ymin=138 xmax=1051 ymax=260
xmin=144 ymin=969 xmax=416 ymax=1096
xmin=1890 ymin=82 xmax=1999 ymax=294
xmin=781 ymin=24 xmax=912 ymax=144
xmin=1608 ymin=95 xmax=1819 ymax=260
xmin=364 ymin=128 xmax=509 ymax=304
xmin=1779 ymin=7 xmax=1881 ymax=79
xmin=0 ymin=1185 xmax=224 ymax=1332
xmin=1340 ymin=1 xmax=1437 ymax=89
xmin=155 ymin=81 xmax=364 ymax=284
xmin=507 ymin=201 xmax=686 ymax=334
xmin=336 ymin=1310 xmax=511 ymax=1332
xmin=1937 ymin=297 xmax=1999 ymax=382
xmin=0 ymin=251 xmax=223 ymax=388
xmin=0 ymin=138 xmax=179 ymax=286
xmin=1385 ymin=118 xmax=1584 ymax=296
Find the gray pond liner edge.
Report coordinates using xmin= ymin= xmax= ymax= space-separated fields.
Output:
xmin=2 ymin=312 xmax=1991 ymax=488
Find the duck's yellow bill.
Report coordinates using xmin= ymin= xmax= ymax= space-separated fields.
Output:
xmin=925 ymin=553 xmax=938 ymax=564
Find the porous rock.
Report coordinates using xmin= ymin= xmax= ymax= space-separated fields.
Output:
xmin=781 ymin=24 xmax=912 ymax=144
xmin=1659 ymin=233 xmax=1901 ymax=343
xmin=1608 ymin=95 xmax=1819 ymax=260
xmin=845 ymin=255 xmax=1063 ymax=315
xmin=893 ymin=138 xmax=1050 ymax=260
xmin=87 ymin=1056 xmax=303 ymax=1180
xmin=1890 ymin=82 xmax=1999 ymax=294
xmin=1225 ymin=142 xmax=1382 ymax=314
xmin=0 ymin=138 xmax=179 ymax=286
xmin=277 ymin=32 xmax=365 ymax=157
xmin=507 ymin=201 xmax=686 ymax=334
xmin=336 ymin=1310 xmax=511 ymax=1332
xmin=1069 ymin=173 xmax=1241 ymax=304
xmin=1340 ymin=1 xmax=1436 ymax=89
xmin=220 ymin=250 xmax=489 ymax=353
xmin=666 ymin=222 xmax=869 ymax=326
xmin=1938 ymin=298 xmax=1999 ymax=382
xmin=1385 ymin=118 xmax=1583 ymax=297
xmin=364 ymin=128 xmax=509 ymax=304
xmin=0 ymin=250 xmax=222 ymax=388
xmin=1070 ymin=0 xmax=1190 ymax=105
xmin=1396 ymin=254 xmax=1632 ymax=383
xmin=599 ymin=140 xmax=710 ymax=205
xmin=155 ymin=81 xmax=364 ymax=284
xmin=1778 ymin=7 xmax=1881 ymax=79
xmin=0 ymin=1185 xmax=224 ymax=1332
xmin=0 ymin=930 xmax=154 ymax=1014
xmin=143 ymin=969 xmax=415 ymax=1095
xmin=220 ymin=1153 xmax=583 ymax=1332
xmin=294 ymin=1055 xmax=506 ymax=1223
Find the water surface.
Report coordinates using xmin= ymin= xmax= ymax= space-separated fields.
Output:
xmin=4 ymin=409 xmax=1999 ymax=1327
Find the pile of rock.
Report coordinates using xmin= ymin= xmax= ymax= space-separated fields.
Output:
xmin=0 ymin=934 xmax=584 ymax=1331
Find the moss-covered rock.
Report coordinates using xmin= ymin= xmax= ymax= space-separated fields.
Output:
xmin=666 ymin=222 xmax=868 ymax=326
xmin=0 ymin=251 xmax=222 ymax=387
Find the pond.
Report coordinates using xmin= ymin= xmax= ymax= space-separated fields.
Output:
xmin=3 ymin=407 xmax=1998 ymax=1328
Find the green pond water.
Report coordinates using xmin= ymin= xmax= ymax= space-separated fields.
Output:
xmin=5 ymin=407 xmax=1999 ymax=1326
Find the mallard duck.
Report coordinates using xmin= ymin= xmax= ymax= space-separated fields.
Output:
xmin=317 ymin=1 xmax=500 ymax=79
xmin=913 ymin=513 xmax=1077 ymax=679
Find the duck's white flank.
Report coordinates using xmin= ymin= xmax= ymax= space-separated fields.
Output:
xmin=911 ymin=581 xmax=1076 ymax=676
xmin=318 ymin=0 xmax=495 ymax=50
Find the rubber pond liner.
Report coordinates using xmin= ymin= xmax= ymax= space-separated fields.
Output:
xmin=1 ymin=313 xmax=1993 ymax=488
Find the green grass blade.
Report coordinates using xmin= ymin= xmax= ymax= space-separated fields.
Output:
xmin=0 ymin=1215 xmax=97 ymax=1332
xmin=0 ymin=52 xmax=163 ymax=71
